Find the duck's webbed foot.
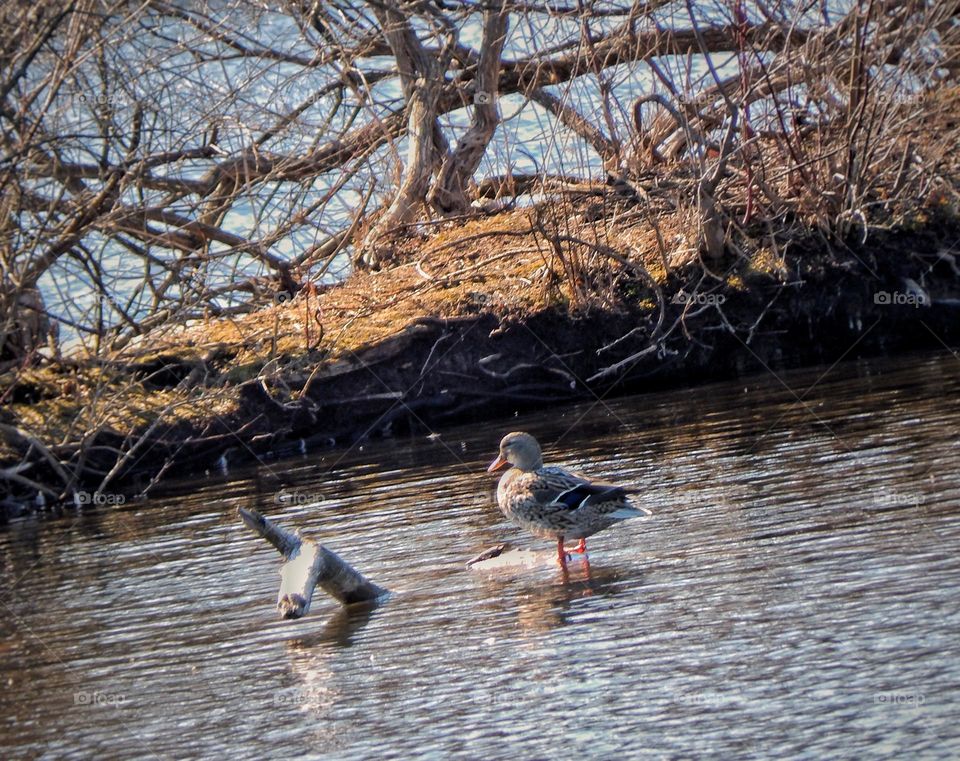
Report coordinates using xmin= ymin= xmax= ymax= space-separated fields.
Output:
xmin=556 ymin=537 xmax=588 ymax=567
xmin=564 ymin=538 xmax=587 ymax=555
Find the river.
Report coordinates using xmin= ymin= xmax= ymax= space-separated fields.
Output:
xmin=2 ymin=351 xmax=959 ymax=759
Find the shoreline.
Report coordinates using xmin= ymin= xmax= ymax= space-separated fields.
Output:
xmin=3 ymin=211 xmax=959 ymax=517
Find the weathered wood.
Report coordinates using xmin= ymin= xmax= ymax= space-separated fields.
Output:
xmin=277 ymin=539 xmax=323 ymax=619
xmin=238 ymin=506 xmax=301 ymax=557
xmin=238 ymin=507 xmax=386 ymax=619
xmin=466 ymin=543 xmax=587 ymax=572
xmin=311 ymin=543 xmax=388 ymax=607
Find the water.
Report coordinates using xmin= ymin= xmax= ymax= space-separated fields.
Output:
xmin=2 ymin=352 xmax=959 ymax=759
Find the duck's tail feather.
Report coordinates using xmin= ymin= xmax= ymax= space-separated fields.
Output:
xmin=609 ymin=505 xmax=652 ymax=520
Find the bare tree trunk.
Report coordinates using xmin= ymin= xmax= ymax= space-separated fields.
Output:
xmin=359 ymin=4 xmax=454 ymax=267
xmin=428 ymin=2 xmax=510 ymax=215
xmin=697 ymin=107 xmax=738 ymax=259
xmin=0 ymin=287 xmax=53 ymax=367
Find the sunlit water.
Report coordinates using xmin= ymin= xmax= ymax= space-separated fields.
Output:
xmin=2 ymin=352 xmax=959 ymax=759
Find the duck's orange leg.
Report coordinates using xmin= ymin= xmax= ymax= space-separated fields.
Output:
xmin=565 ymin=538 xmax=587 ymax=555
xmin=556 ymin=536 xmax=569 ymax=567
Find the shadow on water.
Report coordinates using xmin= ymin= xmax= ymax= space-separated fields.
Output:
xmin=1 ymin=351 xmax=959 ymax=758
xmin=288 ymin=601 xmax=385 ymax=650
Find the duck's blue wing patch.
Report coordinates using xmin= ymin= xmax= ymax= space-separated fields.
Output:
xmin=532 ymin=475 xmax=625 ymax=511
xmin=554 ymin=483 xmax=597 ymax=510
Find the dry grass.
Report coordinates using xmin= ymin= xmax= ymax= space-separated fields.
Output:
xmin=122 ymin=202 xmax=676 ymax=369
xmin=4 ymin=79 xmax=960 ymax=496
xmin=2 ymin=195 xmax=680 ymax=474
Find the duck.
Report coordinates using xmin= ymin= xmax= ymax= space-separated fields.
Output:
xmin=487 ymin=431 xmax=650 ymax=566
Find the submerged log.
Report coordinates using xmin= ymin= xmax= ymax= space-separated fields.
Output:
xmin=465 ymin=543 xmax=588 ymax=572
xmin=238 ymin=507 xmax=386 ymax=619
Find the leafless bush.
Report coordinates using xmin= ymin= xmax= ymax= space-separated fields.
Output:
xmin=1 ymin=0 xmax=958 ymax=503
xmin=4 ymin=1 xmax=956 ymax=359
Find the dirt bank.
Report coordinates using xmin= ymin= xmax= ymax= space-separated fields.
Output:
xmin=3 ymin=196 xmax=959 ymax=516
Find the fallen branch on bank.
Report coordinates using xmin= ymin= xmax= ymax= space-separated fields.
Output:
xmin=238 ymin=507 xmax=386 ymax=619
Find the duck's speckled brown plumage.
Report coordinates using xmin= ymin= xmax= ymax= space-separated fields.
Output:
xmin=488 ymin=432 xmax=650 ymax=560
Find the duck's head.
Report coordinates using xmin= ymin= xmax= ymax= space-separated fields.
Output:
xmin=487 ymin=431 xmax=543 ymax=473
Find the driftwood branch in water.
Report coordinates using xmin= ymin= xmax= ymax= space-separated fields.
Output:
xmin=466 ymin=543 xmax=581 ymax=572
xmin=238 ymin=507 xmax=386 ymax=619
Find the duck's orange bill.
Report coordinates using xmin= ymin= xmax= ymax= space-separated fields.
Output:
xmin=487 ymin=454 xmax=508 ymax=472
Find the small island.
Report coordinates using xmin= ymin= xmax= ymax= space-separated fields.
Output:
xmin=2 ymin=2 xmax=958 ymax=513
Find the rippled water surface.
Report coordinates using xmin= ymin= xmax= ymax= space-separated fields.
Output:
xmin=3 ymin=353 xmax=960 ymax=759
